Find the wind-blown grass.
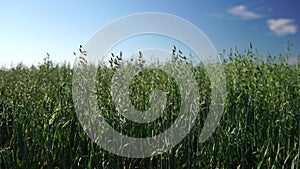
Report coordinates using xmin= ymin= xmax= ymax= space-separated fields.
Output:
xmin=0 ymin=46 xmax=299 ymax=168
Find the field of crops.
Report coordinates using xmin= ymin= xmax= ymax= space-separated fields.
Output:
xmin=0 ymin=46 xmax=299 ymax=168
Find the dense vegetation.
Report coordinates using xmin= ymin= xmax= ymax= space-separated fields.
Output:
xmin=0 ymin=46 xmax=299 ymax=168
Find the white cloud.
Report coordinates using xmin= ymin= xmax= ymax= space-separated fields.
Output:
xmin=267 ymin=19 xmax=297 ymax=36
xmin=227 ymin=5 xmax=262 ymax=20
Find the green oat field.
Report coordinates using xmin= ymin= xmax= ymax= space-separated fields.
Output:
xmin=0 ymin=45 xmax=300 ymax=168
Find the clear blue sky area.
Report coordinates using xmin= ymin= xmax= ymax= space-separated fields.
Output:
xmin=1 ymin=0 xmax=299 ymax=67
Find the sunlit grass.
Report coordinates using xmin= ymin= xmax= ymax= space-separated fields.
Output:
xmin=0 ymin=45 xmax=299 ymax=168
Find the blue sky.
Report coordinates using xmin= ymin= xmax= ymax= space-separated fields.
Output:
xmin=0 ymin=0 xmax=299 ymax=67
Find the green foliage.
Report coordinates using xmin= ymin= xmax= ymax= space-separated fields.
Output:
xmin=0 ymin=46 xmax=299 ymax=168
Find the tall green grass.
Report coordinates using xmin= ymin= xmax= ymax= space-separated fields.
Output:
xmin=0 ymin=45 xmax=299 ymax=168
